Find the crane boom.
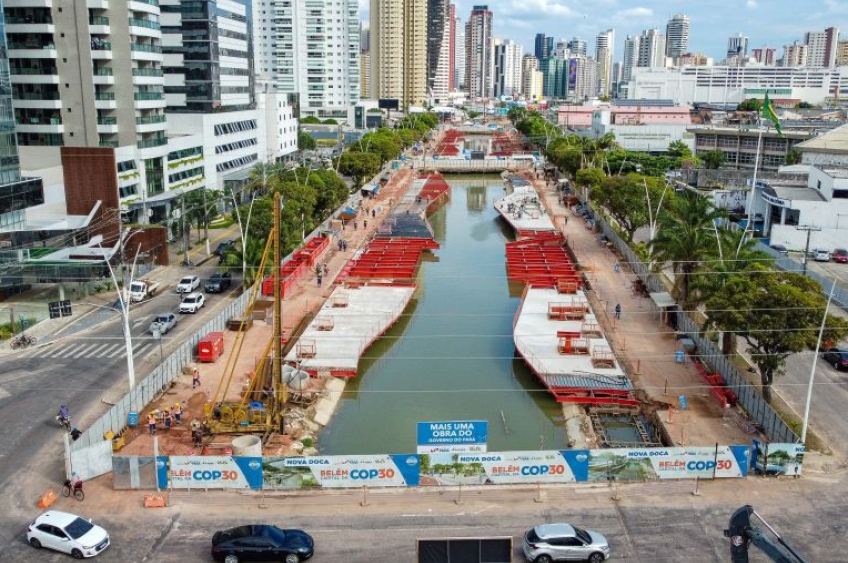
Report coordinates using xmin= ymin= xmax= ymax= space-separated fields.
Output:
xmin=725 ymin=505 xmax=808 ymax=563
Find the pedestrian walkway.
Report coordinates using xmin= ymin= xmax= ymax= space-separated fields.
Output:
xmin=14 ymin=339 xmax=157 ymax=360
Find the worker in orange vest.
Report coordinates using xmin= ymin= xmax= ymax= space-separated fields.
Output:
xmin=173 ymin=403 xmax=182 ymax=424
xmin=147 ymin=412 xmax=157 ymax=435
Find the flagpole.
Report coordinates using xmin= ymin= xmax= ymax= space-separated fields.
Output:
xmin=746 ymin=117 xmax=764 ymax=234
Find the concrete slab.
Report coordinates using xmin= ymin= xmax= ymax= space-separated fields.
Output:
xmin=494 ymin=185 xmax=557 ymax=233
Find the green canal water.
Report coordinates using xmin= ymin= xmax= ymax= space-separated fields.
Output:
xmin=318 ymin=176 xmax=570 ymax=455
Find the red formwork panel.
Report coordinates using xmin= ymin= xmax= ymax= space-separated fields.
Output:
xmin=345 ymin=237 xmax=439 ymax=281
xmin=505 ymin=233 xmax=582 ymax=287
xmin=261 ymin=236 xmax=330 ymax=296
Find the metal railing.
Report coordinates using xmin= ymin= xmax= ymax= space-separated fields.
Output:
xmin=593 ymin=213 xmax=800 ymax=444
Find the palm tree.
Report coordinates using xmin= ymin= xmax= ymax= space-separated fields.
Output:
xmin=650 ymin=192 xmax=725 ymax=305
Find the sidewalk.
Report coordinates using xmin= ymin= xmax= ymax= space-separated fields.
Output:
xmin=529 ymin=174 xmax=754 ymax=447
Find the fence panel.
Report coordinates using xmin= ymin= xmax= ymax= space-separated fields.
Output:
xmin=594 ymin=212 xmax=799 ymax=444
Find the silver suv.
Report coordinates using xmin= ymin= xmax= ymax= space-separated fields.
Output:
xmin=522 ymin=523 xmax=610 ymax=563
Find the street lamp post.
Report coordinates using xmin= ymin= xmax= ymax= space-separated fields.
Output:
xmin=99 ymin=244 xmax=137 ymax=390
xmin=231 ymin=191 xmax=258 ymax=284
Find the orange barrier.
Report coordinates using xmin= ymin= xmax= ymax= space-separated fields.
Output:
xmin=37 ymin=489 xmax=57 ymax=509
xmin=143 ymin=493 xmax=167 ymax=508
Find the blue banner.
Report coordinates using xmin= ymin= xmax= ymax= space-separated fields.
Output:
xmin=417 ymin=420 xmax=488 ymax=453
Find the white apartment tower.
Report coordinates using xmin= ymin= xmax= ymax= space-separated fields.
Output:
xmin=636 ymin=29 xmax=665 ymax=69
xmin=783 ymin=42 xmax=809 ymax=68
xmin=804 ymin=27 xmax=840 ymax=68
xmin=727 ymin=33 xmax=748 ymax=58
xmin=567 ymin=38 xmax=587 ymax=57
xmin=665 ymin=14 xmax=689 ymax=59
xmin=622 ymin=35 xmax=638 ymax=82
xmin=454 ymin=15 xmax=465 ymax=91
xmin=254 ymin=0 xmax=360 ymax=120
xmin=595 ymin=29 xmax=614 ymax=97
xmin=370 ymin=0 xmax=427 ymax=109
xmin=465 ymin=4 xmax=494 ymax=99
xmin=520 ymin=54 xmax=542 ymax=99
xmin=493 ymin=39 xmax=523 ymax=98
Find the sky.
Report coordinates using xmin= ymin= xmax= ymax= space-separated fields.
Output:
xmin=360 ymin=0 xmax=848 ymax=61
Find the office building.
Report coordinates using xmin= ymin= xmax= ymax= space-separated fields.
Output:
xmin=595 ymin=29 xmax=614 ymax=98
xmin=371 ymin=0 xmax=427 ymax=109
xmin=465 ymin=4 xmax=494 ymax=99
xmin=253 ymin=0 xmax=359 ymax=119
xmin=454 ymin=13 xmax=465 ymax=91
xmin=665 ymin=14 xmax=689 ymax=59
xmin=361 ymin=21 xmax=370 ymax=53
xmin=752 ymin=47 xmax=777 ymax=66
xmin=534 ymin=33 xmax=549 ymax=60
xmin=804 ymin=27 xmax=839 ymax=68
xmin=567 ymin=37 xmax=587 ymax=57
xmin=783 ymin=42 xmax=809 ymax=68
xmin=622 ymin=35 xmax=638 ymax=81
xmin=727 ymin=33 xmax=748 ymax=59
xmin=427 ymin=0 xmax=451 ymax=100
xmin=493 ymin=39 xmax=522 ymax=98
xmin=521 ymin=55 xmax=542 ymax=100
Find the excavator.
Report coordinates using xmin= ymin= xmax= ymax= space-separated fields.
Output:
xmin=725 ymin=505 xmax=808 ymax=563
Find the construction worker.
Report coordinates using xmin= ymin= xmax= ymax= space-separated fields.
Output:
xmin=147 ymin=411 xmax=157 ymax=435
xmin=163 ymin=408 xmax=172 ymax=430
xmin=173 ymin=403 xmax=182 ymax=424
xmin=190 ymin=418 xmax=202 ymax=447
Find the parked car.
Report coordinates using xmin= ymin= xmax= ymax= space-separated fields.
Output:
xmin=214 ymin=239 xmax=235 ymax=257
xmin=149 ymin=313 xmax=177 ymax=335
xmin=812 ymin=248 xmax=831 ymax=262
xmin=179 ymin=292 xmax=206 ymax=314
xmin=205 ymin=271 xmax=233 ymax=293
xmin=211 ymin=524 xmax=314 ymax=563
xmin=176 ymin=275 xmax=200 ymax=293
xmin=27 ymin=510 xmax=110 ymax=559
xmin=522 ymin=523 xmax=610 ymax=563
xmin=769 ymin=244 xmax=789 ymax=255
xmin=822 ymin=348 xmax=848 ymax=372
xmin=833 ymin=248 xmax=848 ymax=263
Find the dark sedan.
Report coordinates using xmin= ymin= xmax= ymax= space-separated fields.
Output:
xmin=211 ymin=525 xmax=314 ymax=563
xmin=823 ymin=348 xmax=848 ymax=372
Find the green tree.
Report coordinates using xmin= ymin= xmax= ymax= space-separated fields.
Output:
xmin=337 ymin=151 xmax=381 ymax=190
xmin=650 ymin=191 xmax=725 ymax=305
xmin=575 ymin=168 xmax=605 ymax=192
xmin=737 ymin=98 xmax=763 ymax=112
xmin=299 ymin=116 xmax=322 ymax=124
xmin=701 ymin=149 xmax=725 ymax=170
xmin=705 ymin=267 xmax=848 ymax=402
xmin=667 ymin=140 xmax=693 ymax=159
xmin=298 ymin=131 xmax=316 ymax=150
xmin=322 ymin=118 xmax=338 ymax=125
xmin=591 ymin=174 xmax=665 ymax=242
xmin=784 ymin=148 xmax=801 ymax=165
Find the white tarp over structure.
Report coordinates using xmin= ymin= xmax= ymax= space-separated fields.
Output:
xmin=649 ymin=292 xmax=676 ymax=309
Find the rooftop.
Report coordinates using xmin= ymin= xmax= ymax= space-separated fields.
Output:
xmin=796 ymin=124 xmax=848 ymax=153
xmin=765 ymin=185 xmax=827 ymax=202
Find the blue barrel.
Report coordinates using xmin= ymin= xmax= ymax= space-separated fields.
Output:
xmin=678 ymin=396 xmax=688 ymax=410
xmin=675 ymin=350 xmax=685 ymax=364
xmin=128 ymin=412 xmax=139 ymax=427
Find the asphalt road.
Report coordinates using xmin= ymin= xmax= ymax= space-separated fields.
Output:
xmin=2 ymin=481 xmax=846 ymax=563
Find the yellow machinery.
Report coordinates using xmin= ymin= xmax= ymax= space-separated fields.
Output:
xmin=203 ymin=193 xmax=288 ymax=435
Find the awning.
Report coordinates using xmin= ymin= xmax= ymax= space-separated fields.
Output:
xmin=649 ymin=292 xmax=676 ymax=309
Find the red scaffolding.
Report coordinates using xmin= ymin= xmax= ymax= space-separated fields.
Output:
xmin=337 ymin=238 xmax=439 ymax=283
xmin=505 ymin=233 xmax=581 ymax=288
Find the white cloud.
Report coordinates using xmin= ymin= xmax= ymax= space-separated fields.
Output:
xmin=746 ymin=0 xmax=758 ymax=8
xmin=498 ymin=0 xmax=579 ymax=18
xmin=614 ymin=7 xmax=653 ymax=19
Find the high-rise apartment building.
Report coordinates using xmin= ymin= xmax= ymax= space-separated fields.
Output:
xmin=782 ymin=41 xmax=809 ymax=68
xmin=665 ymin=14 xmax=689 ymax=59
xmin=595 ymin=29 xmax=614 ymax=97
xmin=567 ymin=37 xmax=586 ymax=57
xmin=448 ymin=3 xmax=456 ymax=92
xmin=371 ymin=0 xmax=427 ymax=108
xmin=751 ymin=48 xmax=777 ymax=66
xmin=361 ymin=21 xmax=371 ymax=53
xmin=254 ymin=0 xmax=359 ymax=119
xmin=837 ymin=40 xmax=848 ymax=67
xmin=534 ymin=33 xmax=549 ymax=60
xmin=622 ymin=35 xmax=638 ymax=82
xmin=465 ymin=5 xmax=494 ymax=99
xmin=804 ymin=27 xmax=839 ymax=68
xmin=493 ymin=39 xmax=523 ymax=98
xmin=636 ymin=29 xmax=665 ymax=69
xmin=727 ymin=33 xmax=748 ymax=58
xmin=454 ymin=14 xmax=465 ymax=91
xmin=427 ymin=0 xmax=451 ymax=100
xmin=521 ymin=54 xmax=539 ymax=98
xmin=570 ymin=57 xmax=598 ymax=99
xmin=361 ymin=53 xmax=371 ymax=99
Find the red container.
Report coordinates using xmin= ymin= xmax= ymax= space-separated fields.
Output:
xmin=198 ymin=332 xmax=225 ymax=363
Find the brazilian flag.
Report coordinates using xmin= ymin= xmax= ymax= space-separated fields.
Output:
xmin=762 ymin=91 xmax=783 ymax=137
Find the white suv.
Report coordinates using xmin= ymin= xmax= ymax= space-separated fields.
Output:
xmin=176 ymin=275 xmax=200 ymax=293
xmin=179 ymin=292 xmax=205 ymax=314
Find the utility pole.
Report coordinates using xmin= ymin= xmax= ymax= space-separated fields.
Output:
xmin=181 ymin=192 xmax=189 ymax=266
xmin=796 ymin=225 xmax=821 ymax=275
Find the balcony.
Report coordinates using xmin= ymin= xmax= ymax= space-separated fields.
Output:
xmin=132 ymin=67 xmax=164 ymax=85
xmin=137 ymin=137 xmax=167 ymax=149
xmin=93 ymin=67 xmax=114 ymax=85
xmin=136 ymin=113 xmax=167 ymax=133
xmin=90 ymin=41 xmax=113 ymax=60
xmin=10 ymin=66 xmax=59 ymax=85
xmin=132 ymin=68 xmax=164 ymax=77
xmin=128 ymin=0 xmax=159 ymax=14
xmin=89 ymin=15 xmax=110 ymax=34
xmin=99 ymin=140 xmax=120 ymax=148
xmin=134 ymin=92 xmax=163 ymax=101
xmin=6 ymin=16 xmax=55 ymax=34
xmin=5 ymin=0 xmax=53 ymax=7
xmin=95 ymin=91 xmax=117 ymax=109
xmin=16 ymin=117 xmax=64 ymax=135
xmin=97 ymin=116 xmax=118 ymax=133
xmin=130 ymin=43 xmax=163 ymax=62
xmin=8 ymin=43 xmax=57 ymax=59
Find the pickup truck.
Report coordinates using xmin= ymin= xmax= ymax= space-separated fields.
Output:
xmin=125 ymin=279 xmax=161 ymax=303
xmin=149 ymin=313 xmax=177 ymax=335
xmin=204 ymin=271 xmax=232 ymax=293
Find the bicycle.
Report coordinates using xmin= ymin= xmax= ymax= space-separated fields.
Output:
xmin=10 ymin=334 xmax=36 ymax=349
xmin=61 ymin=479 xmax=84 ymax=501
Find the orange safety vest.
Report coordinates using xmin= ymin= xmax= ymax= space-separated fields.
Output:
xmin=174 ymin=406 xmax=182 ymax=416
xmin=148 ymin=413 xmax=156 ymax=425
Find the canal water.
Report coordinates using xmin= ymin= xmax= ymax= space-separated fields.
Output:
xmin=319 ymin=176 xmax=570 ymax=455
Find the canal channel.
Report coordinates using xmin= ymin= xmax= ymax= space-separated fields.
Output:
xmin=318 ymin=176 xmax=571 ymax=455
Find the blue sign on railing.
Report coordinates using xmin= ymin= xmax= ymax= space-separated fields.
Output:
xmin=417 ymin=420 xmax=488 ymax=454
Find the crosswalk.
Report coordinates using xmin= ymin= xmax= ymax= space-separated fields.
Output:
xmin=19 ymin=341 xmax=156 ymax=360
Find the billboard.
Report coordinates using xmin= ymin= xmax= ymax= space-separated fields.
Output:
xmin=417 ymin=420 xmax=488 ymax=454
xmin=262 ymin=454 xmax=420 ymax=488
xmin=419 ymin=451 xmax=587 ymax=485
xmin=586 ymin=446 xmax=750 ymax=481
xmin=752 ymin=441 xmax=805 ymax=476
xmin=161 ymin=456 xmax=263 ymax=489
xmin=378 ymin=98 xmax=399 ymax=110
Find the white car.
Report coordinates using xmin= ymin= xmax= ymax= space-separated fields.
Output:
xmin=27 ymin=510 xmax=110 ymax=558
xmin=176 ymin=275 xmax=200 ymax=293
xmin=179 ymin=292 xmax=205 ymax=314
xmin=812 ymin=248 xmax=831 ymax=262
